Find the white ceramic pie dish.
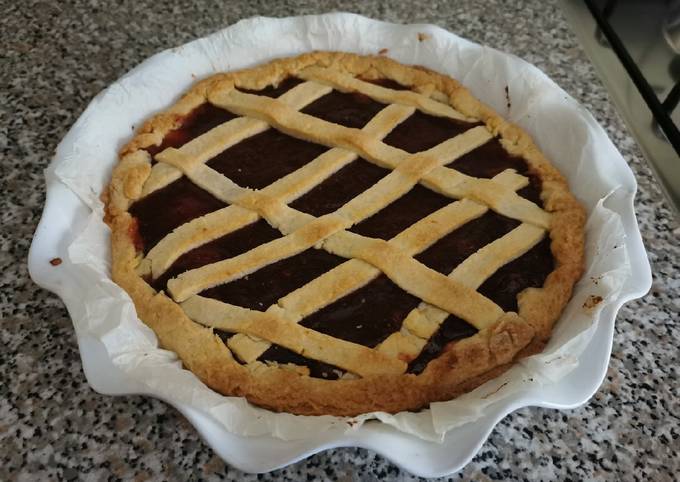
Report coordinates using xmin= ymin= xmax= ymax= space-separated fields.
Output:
xmin=28 ymin=14 xmax=652 ymax=477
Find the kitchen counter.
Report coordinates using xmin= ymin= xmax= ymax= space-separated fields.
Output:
xmin=3 ymin=0 xmax=678 ymax=480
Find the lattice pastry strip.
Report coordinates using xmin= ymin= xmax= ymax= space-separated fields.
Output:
xmin=143 ymin=103 xmax=416 ymax=279
xmin=143 ymin=81 xmax=332 ymax=196
xmin=163 ymin=127 xmax=504 ymax=329
xmin=154 ymin=111 xmax=491 ymax=286
xmin=184 ymin=222 xmax=545 ymax=376
xmin=145 ymin=74 xmax=552 ymax=370
xmin=144 ymin=78 xmax=548 ymax=280
xmin=377 ymin=222 xmax=546 ymax=360
xmin=297 ymin=66 xmax=474 ymax=122
xmin=107 ymin=53 xmax=586 ymax=417
xmin=227 ymin=170 xmax=528 ymax=364
xmin=180 ymin=296 xmax=406 ymax=377
xmin=229 ymin=171 xmax=533 ymax=366
xmin=210 ymin=88 xmax=550 ymax=229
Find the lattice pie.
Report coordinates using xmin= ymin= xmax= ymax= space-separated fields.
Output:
xmin=105 ymin=52 xmax=585 ymax=416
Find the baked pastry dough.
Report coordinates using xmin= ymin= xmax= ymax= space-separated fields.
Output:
xmin=105 ymin=52 xmax=585 ymax=416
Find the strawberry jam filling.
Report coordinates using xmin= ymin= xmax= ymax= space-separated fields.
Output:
xmin=129 ymin=78 xmax=553 ymax=378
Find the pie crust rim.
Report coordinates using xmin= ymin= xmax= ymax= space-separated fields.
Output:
xmin=104 ymin=51 xmax=585 ymax=416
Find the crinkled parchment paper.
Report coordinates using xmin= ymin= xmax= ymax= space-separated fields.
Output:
xmin=51 ymin=13 xmax=631 ymax=442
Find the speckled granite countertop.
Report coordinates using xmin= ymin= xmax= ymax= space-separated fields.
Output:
xmin=3 ymin=0 xmax=679 ymax=480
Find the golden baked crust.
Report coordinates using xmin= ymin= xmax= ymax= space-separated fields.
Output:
xmin=104 ymin=51 xmax=585 ymax=416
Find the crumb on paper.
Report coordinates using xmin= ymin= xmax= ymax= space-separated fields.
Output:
xmin=583 ymin=295 xmax=603 ymax=309
xmin=504 ymin=85 xmax=511 ymax=110
xmin=481 ymin=382 xmax=509 ymax=399
xmin=590 ymin=275 xmax=603 ymax=285
xmin=49 ymin=257 xmax=62 ymax=266
xmin=378 ymin=48 xmax=389 ymax=55
xmin=417 ymin=32 xmax=430 ymax=42
xmin=544 ymin=355 xmax=564 ymax=365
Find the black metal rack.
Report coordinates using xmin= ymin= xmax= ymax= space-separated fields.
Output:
xmin=584 ymin=0 xmax=680 ymax=155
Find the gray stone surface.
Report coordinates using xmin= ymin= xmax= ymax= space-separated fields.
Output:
xmin=2 ymin=0 xmax=679 ymax=480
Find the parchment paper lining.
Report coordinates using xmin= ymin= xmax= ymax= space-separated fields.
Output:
xmin=53 ymin=14 xmax=630 ymax=442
